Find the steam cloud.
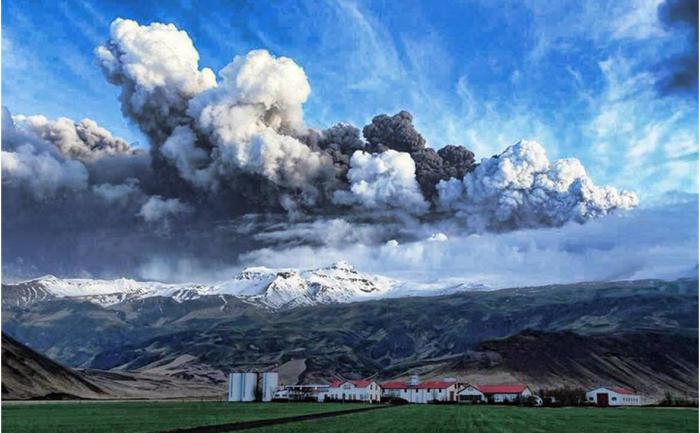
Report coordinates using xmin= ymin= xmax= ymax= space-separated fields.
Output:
xmin=2 ymin=18 xmax=641 ymax=279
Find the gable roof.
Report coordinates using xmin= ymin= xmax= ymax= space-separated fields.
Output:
xmin=416 ymin=381 xmax=455 ymax=389
xmin=458 ymin=384 xmax=484 ymax=393
xmin=329 ymin=379 xmax=374 ymax=388
xmin=381 ymin=381 xmax=408 ymax=389
xmin=476 ymin=384 xmax=527 ymax=394
xmin=594 ymin=386 xmax=636 ymax=395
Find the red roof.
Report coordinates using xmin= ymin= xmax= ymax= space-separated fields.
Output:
xmin=351 ymin=380 xmax=373 ymax=388
xmin=416 ymin=381 xmax=455 ymax=389
xmin=329 ymin=379 xmax=374 ymax=388
xmin=380 ymin=380 xmax=455 ymax=389
xmin=607 ymin=387 xmax=636 ymax=395
xmin=381 ymin=381 xmax=408 ymax=389
xmin=476 ymin=384 xmax=527 ymax=394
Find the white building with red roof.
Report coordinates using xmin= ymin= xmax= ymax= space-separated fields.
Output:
xmin=327 ymin=379 xmax=381 ymax=402
xmin=381 ymin=376 xmax=459 ymax=403
xmin=586 ymin=386 xmax=641 ymax=406
xmin=458 ymin=383 xmax=532 ymax=403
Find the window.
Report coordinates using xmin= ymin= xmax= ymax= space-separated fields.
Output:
xmin=612 ymin=397 xmax=617 ymax=402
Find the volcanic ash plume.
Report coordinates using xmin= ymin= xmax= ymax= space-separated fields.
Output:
xmin=437 ymin=140 xmax=639 ymax=230
xmin=0 ymin=17 xmax=643 ymax=278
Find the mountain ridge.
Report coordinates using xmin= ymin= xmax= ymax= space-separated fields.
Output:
xmin=2 ymin=261 xmax=486 ymax=310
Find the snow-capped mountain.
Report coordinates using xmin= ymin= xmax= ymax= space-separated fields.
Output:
xmin=2 ymin=261 xmax=487 ymax=310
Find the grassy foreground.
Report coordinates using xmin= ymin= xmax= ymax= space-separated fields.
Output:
xmin=244 ymin=404 xmax=699 ymax=433
xmin=2 ymin=402 xmax=697 ymax=433
xmin=1 ymin=401 xmax=366 ymax=433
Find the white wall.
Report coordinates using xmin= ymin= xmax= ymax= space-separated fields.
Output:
xmin=328 ymin=382 xmax=381 ymax=402
xmin=383 ymin=386 xmax=457 ymax=404
xmin=586 ymin=388 xmax=642 ymax=406
xmin=489 ymin=388 xmax=532 ymax=403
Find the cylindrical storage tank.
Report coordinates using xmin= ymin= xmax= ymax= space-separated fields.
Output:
xmin=241 ymin=372 xmax=258 ymax=402
xmin=261 ymin=372 xmax=279 ymax=402
xmin=228 ymin=373 xmax=243 ymax=401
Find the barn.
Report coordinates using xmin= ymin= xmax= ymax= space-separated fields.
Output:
xmin=586 ymin=386 xmax=642 ymax=406
xmin=327 ymin=379 xmax=382 ymax=402
xmin=473 ymin=384 xmax=532 ymax=403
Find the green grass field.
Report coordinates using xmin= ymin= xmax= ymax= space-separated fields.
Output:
xmin=1 ymin=401 xmax=366 ymax=433
xmin=2 ymin=402 xmax=697 ymax=433
xmin=244 ymin=404 xmax=699 ymax=433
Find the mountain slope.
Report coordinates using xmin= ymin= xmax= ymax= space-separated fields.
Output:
xmin=2 ymin=333 xmax=106 ymax=399
xmin=1 ymin=333 xmax=225 ymax=400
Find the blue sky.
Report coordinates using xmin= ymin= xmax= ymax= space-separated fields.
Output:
xmin=3 ymin=0 xmax=697 ymax=200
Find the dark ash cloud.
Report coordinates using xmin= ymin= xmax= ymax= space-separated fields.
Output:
xmin=655 ymin=0 xmax=699 ymax=96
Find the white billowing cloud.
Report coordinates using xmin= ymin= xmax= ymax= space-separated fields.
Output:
xmin=437 ymin=140 xmax=638 ymax=230
xmin=2 ymin=143 xmax=89 ymax=198
xmin=2 ymin=109 xmax=90 ymax=198
xmin=333 ymin=150 xmax=429 ymax=213
xmin=137 ymin=195 xmax=192 ymax=223
xmin=161 ymin=125 xmax=214 ymax=189
xmin=95 ymin=18 xmax=216 ymax=140
xmin=216 ymin=49 xmax=310 ymax=130
xmin=96 ymin=19 xmax=333 ymax=203
xmin=12 ymin=114 xmax=134 ymax=160
xmin=186 ymin=49 xmax=332 ymax=196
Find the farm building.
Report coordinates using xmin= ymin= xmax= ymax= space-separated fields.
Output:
xmin=457 ymin=384 xmax=486 ymax=403
xmin=381 ymin=376 xmax=459 ymax=403
xmin=586 ymin=387 xmax=641 ymax=406
xmin=414 ymin=380 xmax=460 ymax=403
xmin=273 ymin=384 xmax=329 ymax=401
xmin=467 ymin=384 xmax=533 ymax=403
xmin=327 ymin=379 xmax=382 ymax=402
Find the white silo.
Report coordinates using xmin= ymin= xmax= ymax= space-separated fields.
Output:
xmin=228 ymin=373 xmax=242 ymax=401
xmin=228 ymin=372 xmax=259 ymax=402
xmin=261 ymin=372 xmax=279 ymax=402
xmin=241 ymin=372 xmax=258 ymax=401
